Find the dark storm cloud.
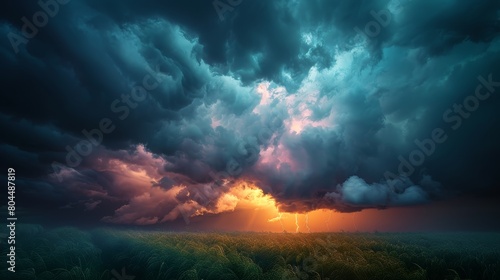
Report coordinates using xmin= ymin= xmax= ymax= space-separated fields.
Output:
xmin=1 ymin=0 xmax=499 ymax=224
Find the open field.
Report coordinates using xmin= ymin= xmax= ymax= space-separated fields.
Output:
xmin=2 ymin=225 xmax=499 ymax=280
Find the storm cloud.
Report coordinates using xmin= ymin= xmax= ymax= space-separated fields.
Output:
xmin=1 ymin=0 xmax=500 ymax=225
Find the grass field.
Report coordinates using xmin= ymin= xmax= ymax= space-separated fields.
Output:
xmin=2 ymin=225 xmax=499 ymax=280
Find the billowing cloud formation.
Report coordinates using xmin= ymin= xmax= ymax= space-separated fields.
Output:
xmin=51 ymin=145 xmax=277 ymax=225
xmin=1 ymin=0 xmax=500 ymax=225
xmin=326 ymin=176 xmax=441 ymax=209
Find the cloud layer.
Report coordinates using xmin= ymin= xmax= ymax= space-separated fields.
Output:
xmin=1 ymin=0 xmax=500 ymax=225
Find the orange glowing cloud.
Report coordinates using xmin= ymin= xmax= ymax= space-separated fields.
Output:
xmin=52 ymin=144 xmax=379 ymax=230
xmin=85 ymin=145 xmax=284 ymax=225
xmin=193 ymin=181 xmax=279 ymax=216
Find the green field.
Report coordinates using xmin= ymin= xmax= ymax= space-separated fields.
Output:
xmin=2 ymin=225 xmax=499 ymax=280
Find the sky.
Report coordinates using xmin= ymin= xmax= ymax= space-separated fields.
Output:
xmin=1 ymin=0 xmax=500 ymax=232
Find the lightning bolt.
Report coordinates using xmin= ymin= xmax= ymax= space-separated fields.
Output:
xmin=295 ymin=213 xmax=300 ymax=233
xmin=305 ymin=213 xmax=311 ymax=233
xmin=328 ymin=211 xmax=332 ymax=232
xmin=278 ymin=212 xmax=284 ymax=232
xmin=352 ymin=212 xmax=358 ymax=231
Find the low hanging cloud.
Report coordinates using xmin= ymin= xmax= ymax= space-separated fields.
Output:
xmin=326 ymin=176 xmax=432 ymax=209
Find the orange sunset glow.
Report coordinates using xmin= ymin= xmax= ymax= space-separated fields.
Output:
xmin=183 ymin=181 xmax=374 ymax=233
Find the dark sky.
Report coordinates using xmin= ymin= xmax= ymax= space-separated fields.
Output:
xmin=1 ymin=0 xmax=500 ymax=230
